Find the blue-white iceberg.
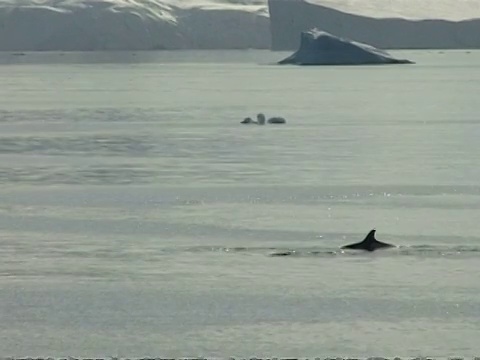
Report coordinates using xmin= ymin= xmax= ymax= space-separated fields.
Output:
xmin=278 ymin=29 xmax=413 ymax=65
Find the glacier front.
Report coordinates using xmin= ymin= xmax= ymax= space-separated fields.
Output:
xmin=269 ymin=0 xmax=480 ymax=50
xmin=278 ymin=29 xmax=413 ymax=65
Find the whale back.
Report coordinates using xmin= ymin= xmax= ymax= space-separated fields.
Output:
xmin=267 ymin=116 xmax=286 ymax=124
xmin=241 ymin=117 xmax=254 ymax=124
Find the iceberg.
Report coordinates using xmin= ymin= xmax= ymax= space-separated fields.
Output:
xmin=278 ymin=29 xmax=413 ymax=65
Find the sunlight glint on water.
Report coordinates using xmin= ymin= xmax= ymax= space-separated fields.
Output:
xmin=0 ymin=50 xmax=479 ymax=357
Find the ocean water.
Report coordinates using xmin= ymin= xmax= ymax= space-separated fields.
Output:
xmin=0 ymin=49 xmax=480 ymax=357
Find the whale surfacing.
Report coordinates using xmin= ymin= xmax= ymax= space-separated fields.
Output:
xmin=341 ymin=229 xmax=395 ymax=252
xmin=241 ymin=113 xmax=287 ymax=125
xmin=241 ymin=117 xmax=255 ymax=124
xmin=257 ymin=113 xmax=286 ymax=125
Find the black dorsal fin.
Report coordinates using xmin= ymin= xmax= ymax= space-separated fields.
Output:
xmin=341 ymin=229 xmax=394 ymax=252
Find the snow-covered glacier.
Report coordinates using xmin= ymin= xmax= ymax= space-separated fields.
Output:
xmin=1 ymin=0 xmax=480 ymax=51
xmin=0 ymin=0 xmax=269 ymax=51
xmin=300 ymin=0 xmax=480 ymax=21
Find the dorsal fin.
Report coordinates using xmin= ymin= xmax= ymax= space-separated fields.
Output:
xmin=341 ymin=229 xmax=394 ymax=252
xmin=364 ymin=229 xmax=376 ymax=243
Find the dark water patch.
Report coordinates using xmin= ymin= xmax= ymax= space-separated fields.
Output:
xmin=0 ymin=163 xmax=273 ymax=185
xmin=268 ymin=245 xmax=480 ymax=259
xmin=0 ymin=132 xmax=262 ymax=161
xmin=12 ymin=245 xmax=337 ymax=262
xmin=0 ymin=164 xmax=157 ymax=185
xmin=0 ymin=108 xmax=173 ymax=123
xmin=0 ymin=134 xmax=155 ymax=156
xmin=122 ymin=244 xmax=480 ymax=259
xmin=171 ymin=244 xmax=480 ymax=259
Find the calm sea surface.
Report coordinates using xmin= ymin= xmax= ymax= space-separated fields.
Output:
xmin=0 ymin=50 xmax=479 ymax=357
